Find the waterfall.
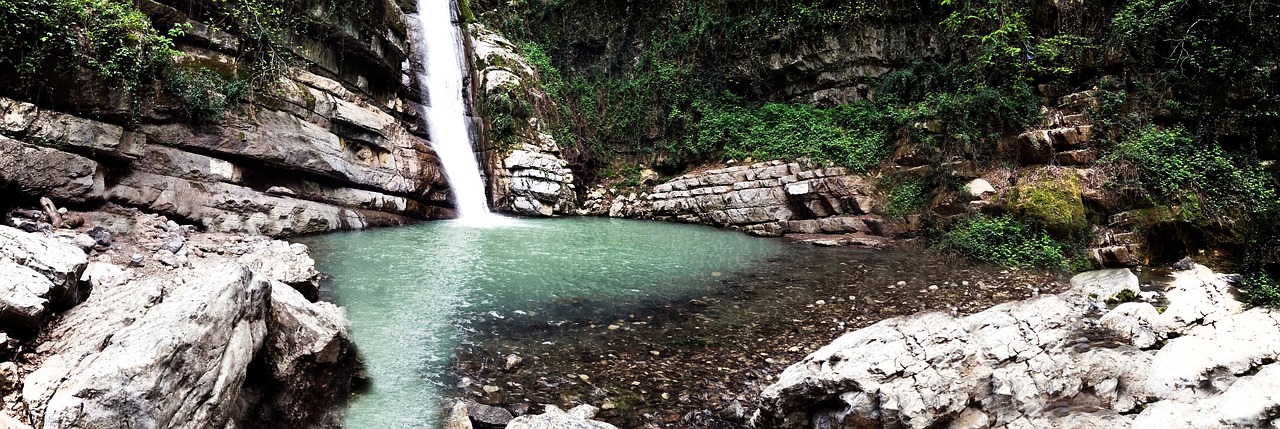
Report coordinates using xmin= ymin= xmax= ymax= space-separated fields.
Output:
xmin=415 ymin=0 xmax=498 ymax=222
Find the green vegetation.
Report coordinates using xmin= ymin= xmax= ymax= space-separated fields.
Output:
xmin=937 ymin=215 xmax=1069 ymax=269
xmin=1106 ymin=288 xmax=1139 ymax=305
xmin=884 ymin=179 xmax=927 ymax=218
xmin=1111 ymin=126 xmax=1278 ymax=218
xmin=164 ymin=64 xmax=249 ymax=122
xmin=692 ymin=97 xmax=888 ymax=170
xmin=1239 ymin=272 xmax=1280 ymax=309
xmin=1010 ymin=171 xmax=1088 ymax=236
xmin=0 ymin=0 xmax=181 ymax=108
xmin=0 ymin=0 xmax=394 ymax=122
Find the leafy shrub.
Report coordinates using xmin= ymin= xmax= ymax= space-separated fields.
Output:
xmin=164 ymin=65 xmax=248 ymax=122
xmin=1111 ymin=126 xmax=1278 ymax=216
xmin=884 ymin=180 xmax=927 ymax=218
xmin=691 ymin=97 xmax=888 ymax=171
xmin=938 ymin=215 xmax=1068 ymax=269
xmin=1239 ymin=272 xmax=1280 ymax=309
xmin=0 ymin=0 xmax=181 ymax=100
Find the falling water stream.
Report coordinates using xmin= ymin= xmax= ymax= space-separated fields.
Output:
xmin=417 ymin=0 xmax=497 ymax=222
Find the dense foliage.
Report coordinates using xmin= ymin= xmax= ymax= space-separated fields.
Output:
xmin=0 ymin=0 xmax=394 ymax=122
xmin=0 ymin=0 xmax=181 ymax=111
xmin=937 ymin=215 xmax=1069 ymax=269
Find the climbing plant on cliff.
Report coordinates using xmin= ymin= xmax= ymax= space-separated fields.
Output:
xmin=0 ymin=0 xmax=182 ymax=108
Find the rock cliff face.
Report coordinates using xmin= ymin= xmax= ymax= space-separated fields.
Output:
xmin=468 ymin=24 xmax=578 ymax=216
xmin=0 ymin=0 xmax=455 ymax=236
xmin=758 ymin=24 xmax=940 ymax=105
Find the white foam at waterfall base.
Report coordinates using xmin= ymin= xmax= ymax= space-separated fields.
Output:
xmin=416 ymin=0 xmax=507 ymax=225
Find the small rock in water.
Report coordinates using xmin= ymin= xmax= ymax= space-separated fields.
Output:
xmin=466 ymin=400 xmax=514 ymax=427
xmin=504 ymin=354 xmax=523 ymax=371
xmin=896 ymin=281 xmax=907 ymax=286
xmin=607 ymin=324 xmax=621 ymax=330
xmin=1173 ymin=256 xmax=1196 ymax=271
xmin=815 ymin=300 xmax=825 ymax=306
xmin=578 ymin=374 xmax=590 ymax=382
xmin=718 ymin=400 xmax=747 ymax=423
xmin=482 ymin=385 xmax=500 ymax=394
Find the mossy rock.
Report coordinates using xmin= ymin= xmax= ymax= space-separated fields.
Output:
xmin=1010 ymin=170 xmax=1088 ymax=236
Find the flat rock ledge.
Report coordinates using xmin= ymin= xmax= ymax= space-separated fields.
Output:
xmin=755 ymin=266 xmax=1280 ymax=428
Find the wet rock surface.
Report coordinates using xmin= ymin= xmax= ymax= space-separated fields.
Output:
xmin=450 ymin=246 xmax=1066 ymax=428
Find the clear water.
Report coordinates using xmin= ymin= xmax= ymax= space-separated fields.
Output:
xmin=414 ymin=0 xmax=495 ymax=220
xmin=300 ymin=218 xmax=786 ymax=428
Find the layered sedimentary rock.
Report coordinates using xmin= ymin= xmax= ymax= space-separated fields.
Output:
xmin=0 ymin=0 xmax=454 ymax=236
xmin=584 ymin=160 xmax=897 ymax=242
xmin=468 ymin=24 xmax=578 ymax=216
xmin=758 ymin=24 xmax=940 ymax=105
xmin=755 ymin=265 xmax=1280 ymax=428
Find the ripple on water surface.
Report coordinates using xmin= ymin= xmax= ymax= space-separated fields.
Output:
xmin=299 ymin=217 xmax=786 ymax=428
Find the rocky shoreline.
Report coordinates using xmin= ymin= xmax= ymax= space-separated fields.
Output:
xmin=0 ymin=206 xmax=363 ymax=427
xmin=445 ymin=245 xmax=1069 ymax=428
xmin=445 ymin=245 xmax=1280 ymax=428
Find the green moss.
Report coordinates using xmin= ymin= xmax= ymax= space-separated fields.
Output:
xmin=1011 ymin=171 xmax=1087 ymax=236
xmin=1106 ymin=289 xmax=1139 ymax=305
xmin=458 ymin=0 xmax=476 ymax=23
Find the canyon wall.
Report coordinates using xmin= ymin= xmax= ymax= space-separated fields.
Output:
xmin=0 ymin=0 xmax=455 ymax=236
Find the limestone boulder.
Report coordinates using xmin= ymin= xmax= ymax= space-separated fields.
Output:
xmin=238 ymin=241 xmax=321 ymax=299
xmin=0 ymin=226 xmax=89 ymax=311
xmin=1069 ymin=268 xmax=1139 ymax=300
xmin=0 ymin=261 xmax=55 ymax=333
xmin=22 ymin=264 xmax=270 ymax=428
xmin=246 ymin=278 xmax=363 ymax=427
xmin=506 ymin=405 xmax=617 ymax=429
xmin=755 ymin=265 xmax=1280 ymax=428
